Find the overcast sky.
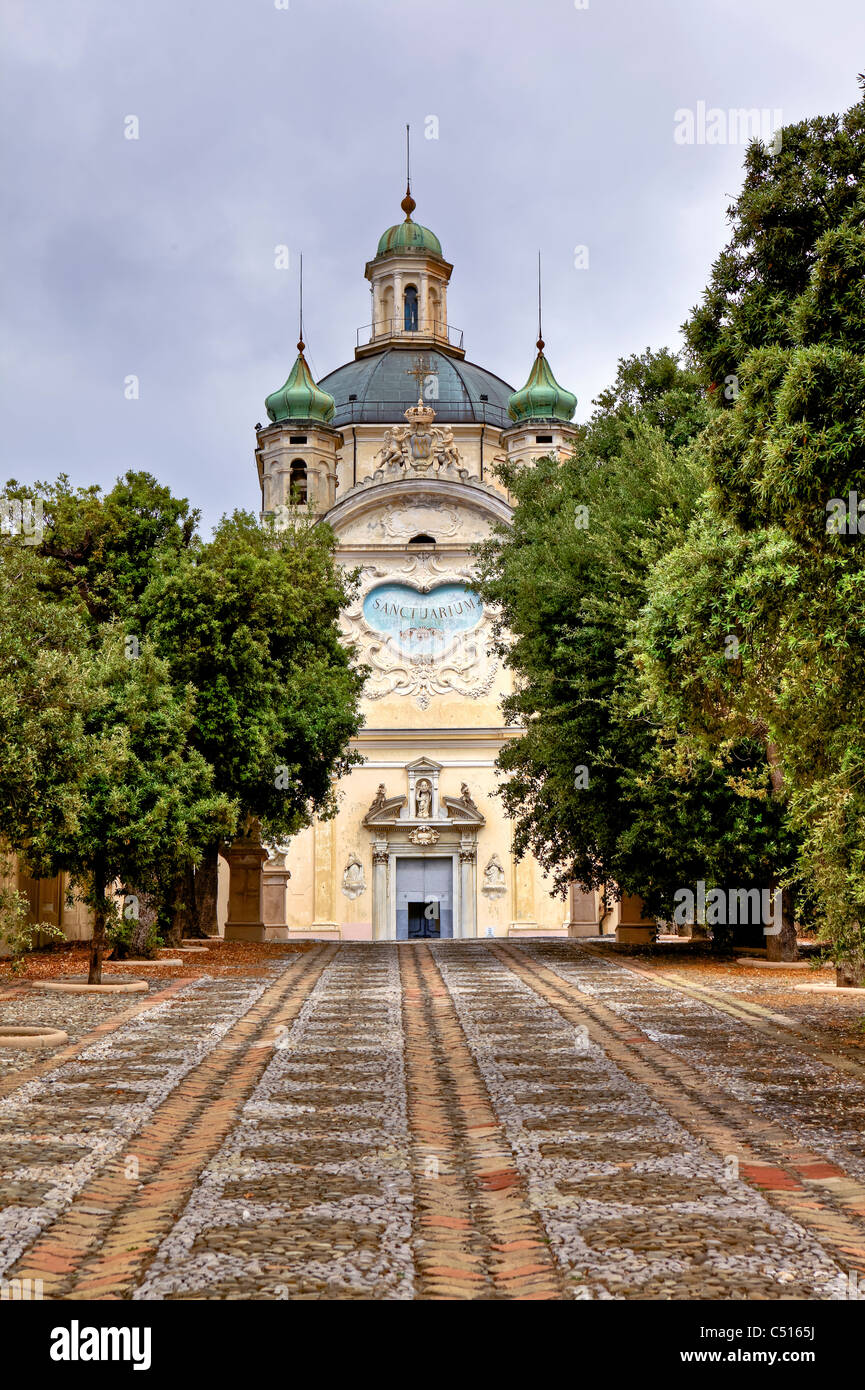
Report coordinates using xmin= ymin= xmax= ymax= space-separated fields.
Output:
xmin=2 ymin=0 xmax=863 ymax=533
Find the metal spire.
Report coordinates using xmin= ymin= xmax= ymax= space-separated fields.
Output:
xmin=297 ymin=252 xmax=304 ymax=352
xmin=537 ymin=250 xmax=544 ymax=353
xmin=401 ymin=124 xmax=416 ymax=220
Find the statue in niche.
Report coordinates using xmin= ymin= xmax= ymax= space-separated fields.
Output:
xmin=482 ymin=853 xmax=507 ymax=898
xmin=341 ymin=854 xmax=366 ymax=900
xmin=415 ymin=779 xmax=433 ymax=819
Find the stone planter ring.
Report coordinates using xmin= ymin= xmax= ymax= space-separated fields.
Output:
xmin=0 ymin=1025 xmax=69 ymax=1048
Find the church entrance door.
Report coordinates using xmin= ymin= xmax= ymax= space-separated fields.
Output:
xmin=396 ymin=856 xmax=453 ymax=940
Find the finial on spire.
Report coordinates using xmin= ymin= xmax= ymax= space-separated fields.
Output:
xmin=401 ymin=123 xmax=416 ymax=220
xmin=536 ymin=250 xmax=544 ymax=353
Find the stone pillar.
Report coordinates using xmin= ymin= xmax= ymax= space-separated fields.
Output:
xmin=224 ymin=836 xmax=268 ymax=942
xmin=393 ymin=273 xmax=403 ymax=336
xmin=262 ymin=864 xmax=291 ymax=942
xmin=615 ymin=894 xmax=658 ymax=947
xmin=459 ymin=846 xmax=477 ymax=939
xmin=568 ymin=883 xmax=599 ymax=938
xmin=420 ymin=271 xmax=429 ymax=332
xmin=372 ymin=282 xmax=382 ymax=337
xmin=372 ymin=842 xmax=389 ymax=942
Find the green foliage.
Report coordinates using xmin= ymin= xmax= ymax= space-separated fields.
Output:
xmin=476 ymin=351 xmax=790 ymax=916
xmin=0 ymin=470 xmax=366 ymax=966
xmin=651 ymin=85 xmax=865 ymax=961
xmin=4 ymin=471 xmax=199 ymax=628
xmin=140 ymin=509 xmax=366 ymax=844
xmin=684 ymin=95 xmax=865 ymax=389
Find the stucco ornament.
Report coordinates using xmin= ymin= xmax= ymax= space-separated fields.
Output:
xmin=377 ymin=500 xmax=461 ymax=541
xmin=263 ymin=840 xmax=292 ymax=868
xmin=340 ymin=553 xmax=499 ymax=710
xmin=341 ymin=854 xmax=366 ymax=900
xmin=409 ymin=825 xmax=439 ymax=846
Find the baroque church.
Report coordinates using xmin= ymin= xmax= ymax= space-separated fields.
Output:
xmin=249 ymin=182 xmax=601 ymax=942
xmin=1 ymin=180 xmax=659 ymax=953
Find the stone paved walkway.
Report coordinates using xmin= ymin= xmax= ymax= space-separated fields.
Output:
xmin=1 ymin=941 xmax=864 ymax=1300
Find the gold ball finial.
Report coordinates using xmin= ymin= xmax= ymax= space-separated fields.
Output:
xmin=401 ymin=184 xmax=416 ymax=221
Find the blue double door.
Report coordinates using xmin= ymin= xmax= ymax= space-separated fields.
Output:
xmin=395 ymin=856 xmax=454 ymax=940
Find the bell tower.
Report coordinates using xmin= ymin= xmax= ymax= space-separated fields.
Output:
xmin=256 ymin=339 xmax=343 ymax=519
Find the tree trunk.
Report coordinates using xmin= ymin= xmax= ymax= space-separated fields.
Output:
xmin=163 ymin=864 xmax=195 ymax=947
xmin=192 ymin=841 xmax=221 ymax=937
xmin=837 ymin=958 xmax=865 ymax=988
xmin=112 ymin=891 xmax=159 ymax=959
xmin=763 ymin=743 xmax=798 ymax=961
xmin=765 ymin=885 xmax=798 ymax=961
xmin=88 ymin=868 xmax=107 ymax=985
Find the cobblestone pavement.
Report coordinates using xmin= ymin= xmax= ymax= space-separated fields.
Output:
xmin=1 ymin=942 xmax=864 ymax=1300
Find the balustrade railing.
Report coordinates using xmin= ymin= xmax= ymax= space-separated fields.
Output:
xmin=356 ymin=318 xmax=464 ymax=350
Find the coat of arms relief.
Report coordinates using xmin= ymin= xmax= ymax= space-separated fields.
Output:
xmin=375 ymin=397 xmax=464 ymax=477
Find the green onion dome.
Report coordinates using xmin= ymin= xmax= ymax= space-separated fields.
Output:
xmin=507 ymin=340 xmax=577 ymax=423
xmin=265 ymin=342 xmax=336 ymax=424
xmin=375 ymin=187 xmax=443 ymax=258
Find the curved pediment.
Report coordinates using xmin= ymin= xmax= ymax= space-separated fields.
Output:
xmin=325 ymin=475 xmax=513 ymax=545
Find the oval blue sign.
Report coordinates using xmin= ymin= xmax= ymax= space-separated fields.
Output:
xmin=363 ymin=582 xmax=483 ymax=657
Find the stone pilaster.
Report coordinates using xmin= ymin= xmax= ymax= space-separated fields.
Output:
xmin=459 ymin=846 xmax=477 ymax=939
xmin=372 ymin=842 xmax=389 ymax=942
xmin=311 ymin=817 xmax=339 ymax=936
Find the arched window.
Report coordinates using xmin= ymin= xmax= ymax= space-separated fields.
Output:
xmin=289 ymin=459 xmax=308 ymax=504
xmin=404 ymin=284 xmax=419 ymax=331
xmin=408 ymin=533 xmax=436 ymax=545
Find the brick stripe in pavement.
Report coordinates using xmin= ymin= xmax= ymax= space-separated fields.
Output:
xmin=7 ymin=946 xmax=337 ymax=1299
xmin=493 ymin=943 xmax=865 ymax=1277
xmin=400 ymin=943 xmax=565 ymax=1300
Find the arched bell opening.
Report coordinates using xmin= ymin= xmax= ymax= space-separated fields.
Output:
xmin=289 ymin=459 xmax=308 ymax=504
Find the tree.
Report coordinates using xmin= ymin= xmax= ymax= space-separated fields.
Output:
xmin=60 ymin=633 xmax=233 ymax=980
xmin=140 ymin=510 xmax=365 ymax=934
xmin=634 ymin=511 xmax=804 ymax=958
xmin=3 ymin=474 xmax=366 ymax=944
xmin=474 ymin=352 xmax=791 ymax=932
xmin=4 ymin=471 xmax=198 ymax=627
xmin=665 ymin=85 xmax=865 ymax=971
xmin=0 ymin=540 xmax=231 ymax=981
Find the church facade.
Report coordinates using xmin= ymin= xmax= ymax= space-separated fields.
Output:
xmin=252 ymin=186 xmax=587 ymax=942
